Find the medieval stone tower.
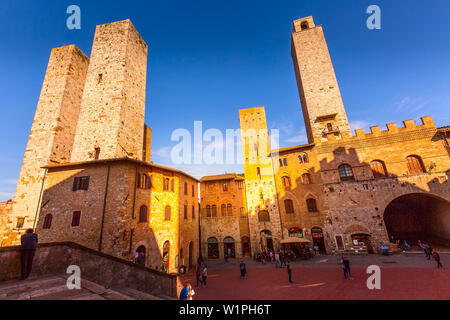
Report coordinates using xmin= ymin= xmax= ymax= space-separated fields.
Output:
xmin=291 ymin=16 xmax=351 ymax=144
xmin=239 ymin=107 xmax=282 ymax=253
xmin=5 ymin=19 xmax=149 ymax=243
xmin=71 ymin=19 xmax=148 ymax=162
xmin=10 ymin=45 xmax=89 ymax=233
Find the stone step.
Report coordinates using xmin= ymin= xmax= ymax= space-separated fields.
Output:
xmin=0 ymin=276 xmax=66 ymax=299
xmin=0 ymin=274 xmax=171 ymax=300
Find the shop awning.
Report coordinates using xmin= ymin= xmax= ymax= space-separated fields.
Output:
xmin=280 ymin=237 xmax=311 ymax=244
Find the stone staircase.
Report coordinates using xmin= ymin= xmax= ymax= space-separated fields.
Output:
xmin=0 ymin=275 xmax=167 ymax=300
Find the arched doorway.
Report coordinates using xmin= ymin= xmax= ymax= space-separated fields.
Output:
xmin=241 ymin=236 xmax=251 ymax=257
xmin=311 ymin=227 xmax=327 ymax=254
xmin=162 ymin=241 xmax=170 ymax=272
xmin=260 ymin=230 xmax=273 ymax=252
xmin=135 ymin=245 xmax=146 ymax=265
xmin=188 ymin=241 xmax=194 ymax=270
xmin=384 ymin=193 xmax=450 ymax=247
xmin=223 ymin=237 xmax=236 ymax=258
xmin=207 ymin=237 xmax=219 ymax=259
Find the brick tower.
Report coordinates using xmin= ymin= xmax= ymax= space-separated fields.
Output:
xmin=10 ymin=45 xmax=89 ymax=238
xmin=71 ymin=20 xmax=148 ymax=162
xmin=239 ymin=107 xmax=282 ymax=254
xmin=291 ymin=16 xmax=351 ymax=144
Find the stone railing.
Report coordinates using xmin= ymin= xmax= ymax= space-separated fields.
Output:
xmin=0 ymin=241 xmax=181 ymax=298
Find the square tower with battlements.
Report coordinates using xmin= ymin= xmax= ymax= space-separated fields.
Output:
xmin=239 ymin=106 xmax=282 ymax=254
xmin=9 ymin=45 xmax=89 ymax=238
xmin=291 ymin=16 xmax=351 ymax=144
xmin=71 ymin=19 xmax=148 ymax=162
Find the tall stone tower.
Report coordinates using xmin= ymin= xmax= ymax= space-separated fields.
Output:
xmin=71 ymin=19 xmax=148 ymax=162
xmin=291 ymin=16 xmax=351 ymax=144
xmin=239 ymin=107 xmax=282 ymax=254
xmin=10 ymin=45 xmax=89 ymax=237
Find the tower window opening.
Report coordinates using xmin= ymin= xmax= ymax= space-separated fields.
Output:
xmin=301 ymin=22 xmax=309 ymax=30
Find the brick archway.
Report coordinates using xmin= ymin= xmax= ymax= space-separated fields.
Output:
xmin=384 ymin=193 xmax=450 ymax=247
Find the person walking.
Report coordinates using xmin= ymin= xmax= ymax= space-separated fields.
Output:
xmin=201 ymin=264 xmax=208 ymax=286
xmin=239 ymin=259 xmax=247 ymax=279
xmin=20 ymin=229 xmax=38 ymax=280
xmin=287 ymin=262 xmax=293 ymax=284
xmin=432 ymin=249 xmax=443 ymax=269
xmin=195 ymin=262 xmax=202 ymax=287
xmin=275 ymin=251 xmax=280 ymax=268
xmin=341 ymin=255 xmax=351 ymax=280
xmin=418 ymin=240 xmax=431 ymax=260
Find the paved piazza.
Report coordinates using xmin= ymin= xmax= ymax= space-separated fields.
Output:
xmin=181 ymin=254 xmax=450 ymax=300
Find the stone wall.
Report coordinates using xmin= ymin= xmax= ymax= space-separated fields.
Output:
xmin=291 ymin=16 xmax=351 ymax=144
xmin=239 ymin=107 xmax=282 ymax=254
xmin=0 ymin=242 xmax=178 ymax=298
xmin=35 ymin=159 xmax=199 ymax=274
xmin=200 ymin=175 xmax=248 ymax=259
xmin=71 ymin=20 xmax=148 ymax=162
xmin=8 ymin=45 xmax=89 ymax=244
xmin=273 ymin=145 xmax=329 ymax=251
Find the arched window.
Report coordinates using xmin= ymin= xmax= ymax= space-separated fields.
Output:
xmin=327 ymin=123 xmax=333 ymax=131
xmin=226 ymin=204 xmax=232 ymax=216
xmin=306 ymin=198 xmax=318 ymax=212
xmin=43 ymin=214 xmax=52 ymax=229
xmin=338 ymin=164 xmax=354 ymax=181
xmin=139 ymin=205 xmax=148 ymax=223
xmin=301 ymin=22 xmax=308 ymax=30
xmin=171 ymin=179 xmax=175 ymax=192
xmin=165 ymin=206 xmax=171 ymax=221
xmin=301 ymin=173 xmax=312 ymax=184
xmin=192 ymin=205 xmax=195 ymax=219
xmin=163 ymin=178 xmax=170 ymax=191
xmin=406 ymin=155 xmax=425 ymax=174
xmin=206 ymin=205 xmax=212 ymax=217
xmin=240 ymin=207 xmax=246 ymax=218
xmin=281 ymin=176 xmax=291 ymax=188
xmin=299 ymin=153 xmax=309 ymax=164
xmin=184 ymin=203 xmax=188 ymax=219
xmin=221 ymin=204 xmax=226 ymax=216
xmin=212 ymin=205 xmax=217 ymax=217
xmin=141 ymin=174 xmax=149 ymax=189
xmin=258 ymin=210 xmax=270 ymax=222
xmin=284 ymin=199 xmax=294 ymax=214
xmin=370 ymin=160 xmax=387 ymax=178
xmin=192 ymin=185 xmax=195 ymax=197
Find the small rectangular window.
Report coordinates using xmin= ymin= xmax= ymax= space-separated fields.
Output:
xmin=73 ymin=176 xmax=90 ymax=191
xmin=72 ymin=211 xmax=81 ymax=227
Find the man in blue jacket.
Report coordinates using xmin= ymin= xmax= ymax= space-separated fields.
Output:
xmin=20 ymin=229 xmax=38 ymax=280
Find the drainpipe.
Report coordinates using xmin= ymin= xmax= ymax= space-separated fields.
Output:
xmin=98 ymin=165 xmax=111 ymax=252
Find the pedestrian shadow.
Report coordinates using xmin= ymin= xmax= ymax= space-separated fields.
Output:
xmin=279 ymin=282 xmax=326 ymax=289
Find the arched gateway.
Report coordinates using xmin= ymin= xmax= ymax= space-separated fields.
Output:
xmin=384 ymin=193 xmax=450 ymax=247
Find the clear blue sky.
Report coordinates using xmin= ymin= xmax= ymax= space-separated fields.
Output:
xmin=1 ymin=0 xmax=449 ymax=200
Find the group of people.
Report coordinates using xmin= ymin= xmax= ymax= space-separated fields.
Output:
xmin=254 ymin=248 xmax=313 ymax=266
xmin=195 ymin=259 xmax=208 ymax=287
xmin=418 ymin=240 xmax=443 ymax=268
